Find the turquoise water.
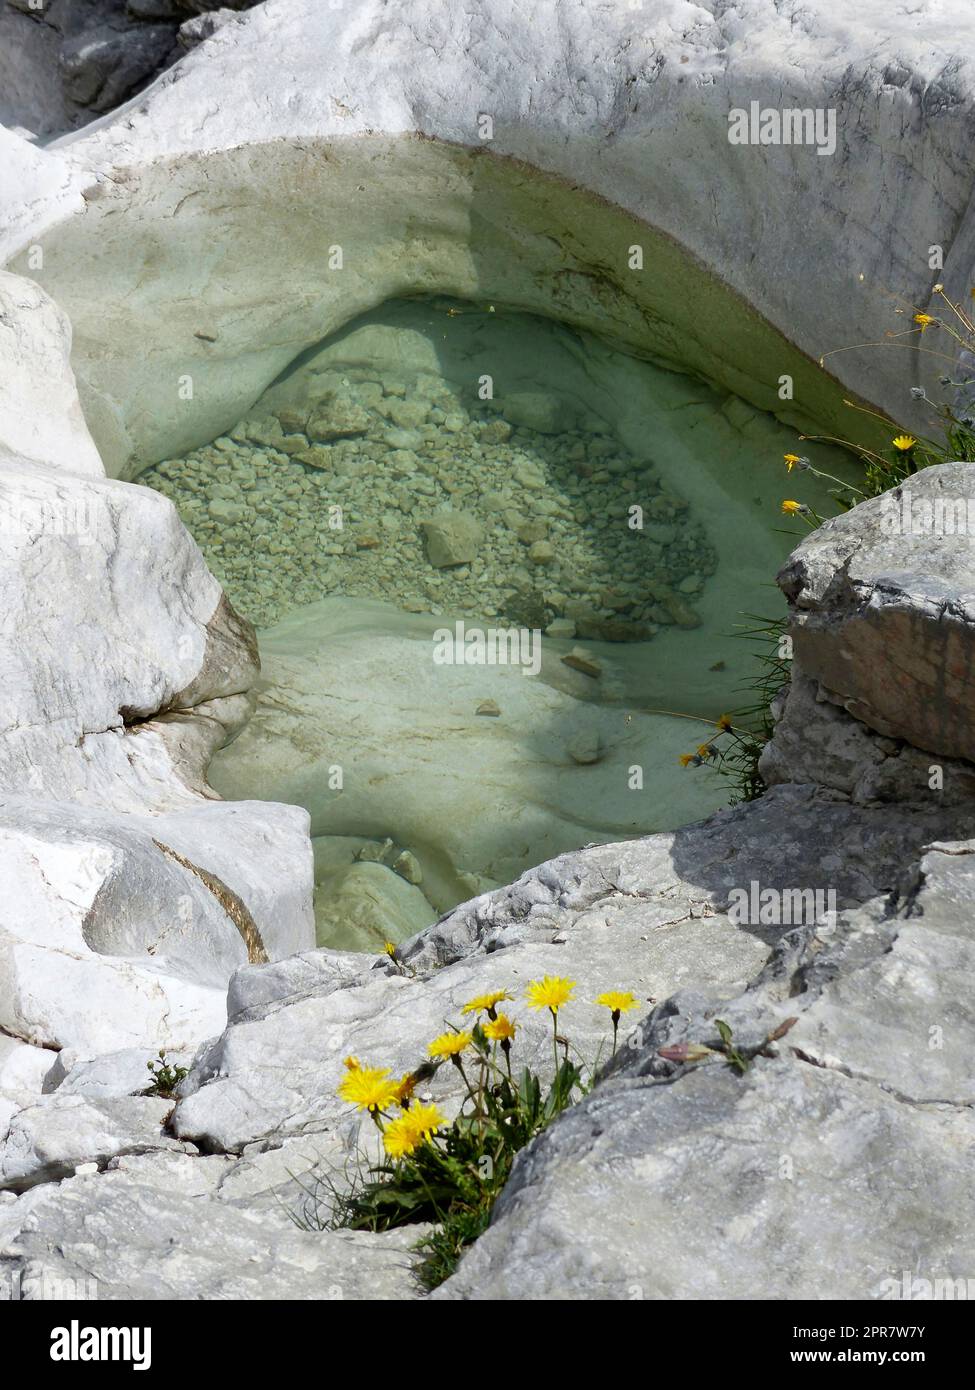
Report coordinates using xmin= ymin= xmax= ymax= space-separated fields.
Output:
xmin=143 ymin=298 xmax=718 ymax=638
xmin=141 ymin=297 xmax=857 ymax=950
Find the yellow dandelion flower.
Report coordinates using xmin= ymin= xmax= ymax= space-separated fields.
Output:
xmin=526 ymin=975 xmax=576 ymax=1014
xmin=461 ymin=989 xmax=513 ymax=1015
xmin=483 ymin=1012 xmax=517 ymax=1042
xmin=679 ymin=753 xmax=701 ymax=767
xmin=427 ymin=1030 xmax=473 ymax=1060
xmin=343 ymin=1055 xmax=361 ymax=1072
xmin=892 ymin=435 xmax=916 ymax=451
xmin=383 ymin=941 xmax=397 ymax=957
xmin=383 ymin=1113 xmax=420 ymax=1159
xmin=337 ymin=1065 xmax=399 ymax=1113
xmin=596 ymin=990 xmax=639 ymax=1015
xmin=913 ymin=312 xmax=935 ymax=332
xmin=783 ymin=452 xmax=801 ymax=470
xmin=383 ymin=1101 xmax=446 ymax=1158
xmin=696 ymin=743 xmax=713 ymax=759
xmin=406 ymin=1102 xmax=445 ymax=1140
xmin=716 ymin=714 xmax=733 ymax=732
xmin=781 ymin=499 xmax=803 ymax=514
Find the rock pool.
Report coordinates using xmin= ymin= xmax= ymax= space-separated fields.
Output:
xmin=138 ymin=296 xmax=856 ymax=948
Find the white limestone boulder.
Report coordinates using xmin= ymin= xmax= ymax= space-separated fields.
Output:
xmin=0 ymin=1036 xmax=54 ymax=1094
xmin=0 ymin=274 xmax=314 ymax=1068
xmin=6 ymin=1 xmax=975 ymax=474
xmin=0 ymin=272 xmax=102 ymax=474
xmin=0 ymin=1094 xmax=192 ymax=1192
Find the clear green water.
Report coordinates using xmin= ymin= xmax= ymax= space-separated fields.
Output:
xmin=140 ymin=297 xmax=858 ymax=951
xmin=143 ymin=298 xmax=717 ymax=638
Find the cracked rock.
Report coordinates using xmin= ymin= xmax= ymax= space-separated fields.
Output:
xmin=0 ymin=1094 xmax=191 ymax=1192
xmin=0 ymin=1155 xmax=425 ymax=1298
xmin=435 ymin=841 xmax=975 ymax=1298
xmin=779 ymin=463 xmax=975 ymax=764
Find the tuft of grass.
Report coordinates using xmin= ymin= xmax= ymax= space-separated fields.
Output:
xmin=708 ymin=614 xmax=791 ymax=805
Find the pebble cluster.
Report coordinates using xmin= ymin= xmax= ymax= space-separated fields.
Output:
xmin=141 ymin=369 xmax=717 ymax=634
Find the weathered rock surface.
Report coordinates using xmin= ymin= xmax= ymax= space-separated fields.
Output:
xmin=0 ymin=802 xmax=310 ymax=1055
xmin=779 ymin=463 xmax=975 ymax=765
xmin=0 ymin=1036 xmax=53 ymax=1094
xmin=0 ymin=276 xmax=314 ymax=1080
xmin=0 ymin=3 xmax=73 ymax=137
xmin=169 ymin=784 xmax=970 ymax=1155
xmin=0 ymin=1094 xmax=191 ymax=1191
xmin=0 ymin=1153 xmax=424 ymax=1299
xmin=761 ymin=668 xmax=975 ymax=804
xmin=8 ymin=1 xmax=975 ymax=474
xmin=60 ymin=20 xmax=176 ymax=113
xmin=436 ymin=840 xmax=975 ymax=1299
xmin=177 ymin=8 xmax=242 ymax=50
xmin=0 ymin=271 xmax=102 ymax=473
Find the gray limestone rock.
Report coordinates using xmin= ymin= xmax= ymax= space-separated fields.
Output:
xmin=0 ymin=1095 xmax=191 ymax=1192
xmin=60 ymin=22 xmax=177 ymax=112
xmin=779 ymin=463 xmax=975 ymax=764
xmin=436 ymin=841 xmax=975 ymax=1299
xmin=420 ymin=510 xmax=484 ymax=568
xmin=0 ymin=1156 xmax=424 ymax=1299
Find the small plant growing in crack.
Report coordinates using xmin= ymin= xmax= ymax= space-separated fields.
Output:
xmin=144 ymin=1050 xmax=188 ymax=1099
xmin=659 ymin=1016 xmax=798 ymax=1074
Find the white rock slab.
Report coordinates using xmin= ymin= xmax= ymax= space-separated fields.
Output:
xmin=0 ymin=272 xmax=102 ymax=474
xmin=5 ymin=0 xmax=973 ymax=471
